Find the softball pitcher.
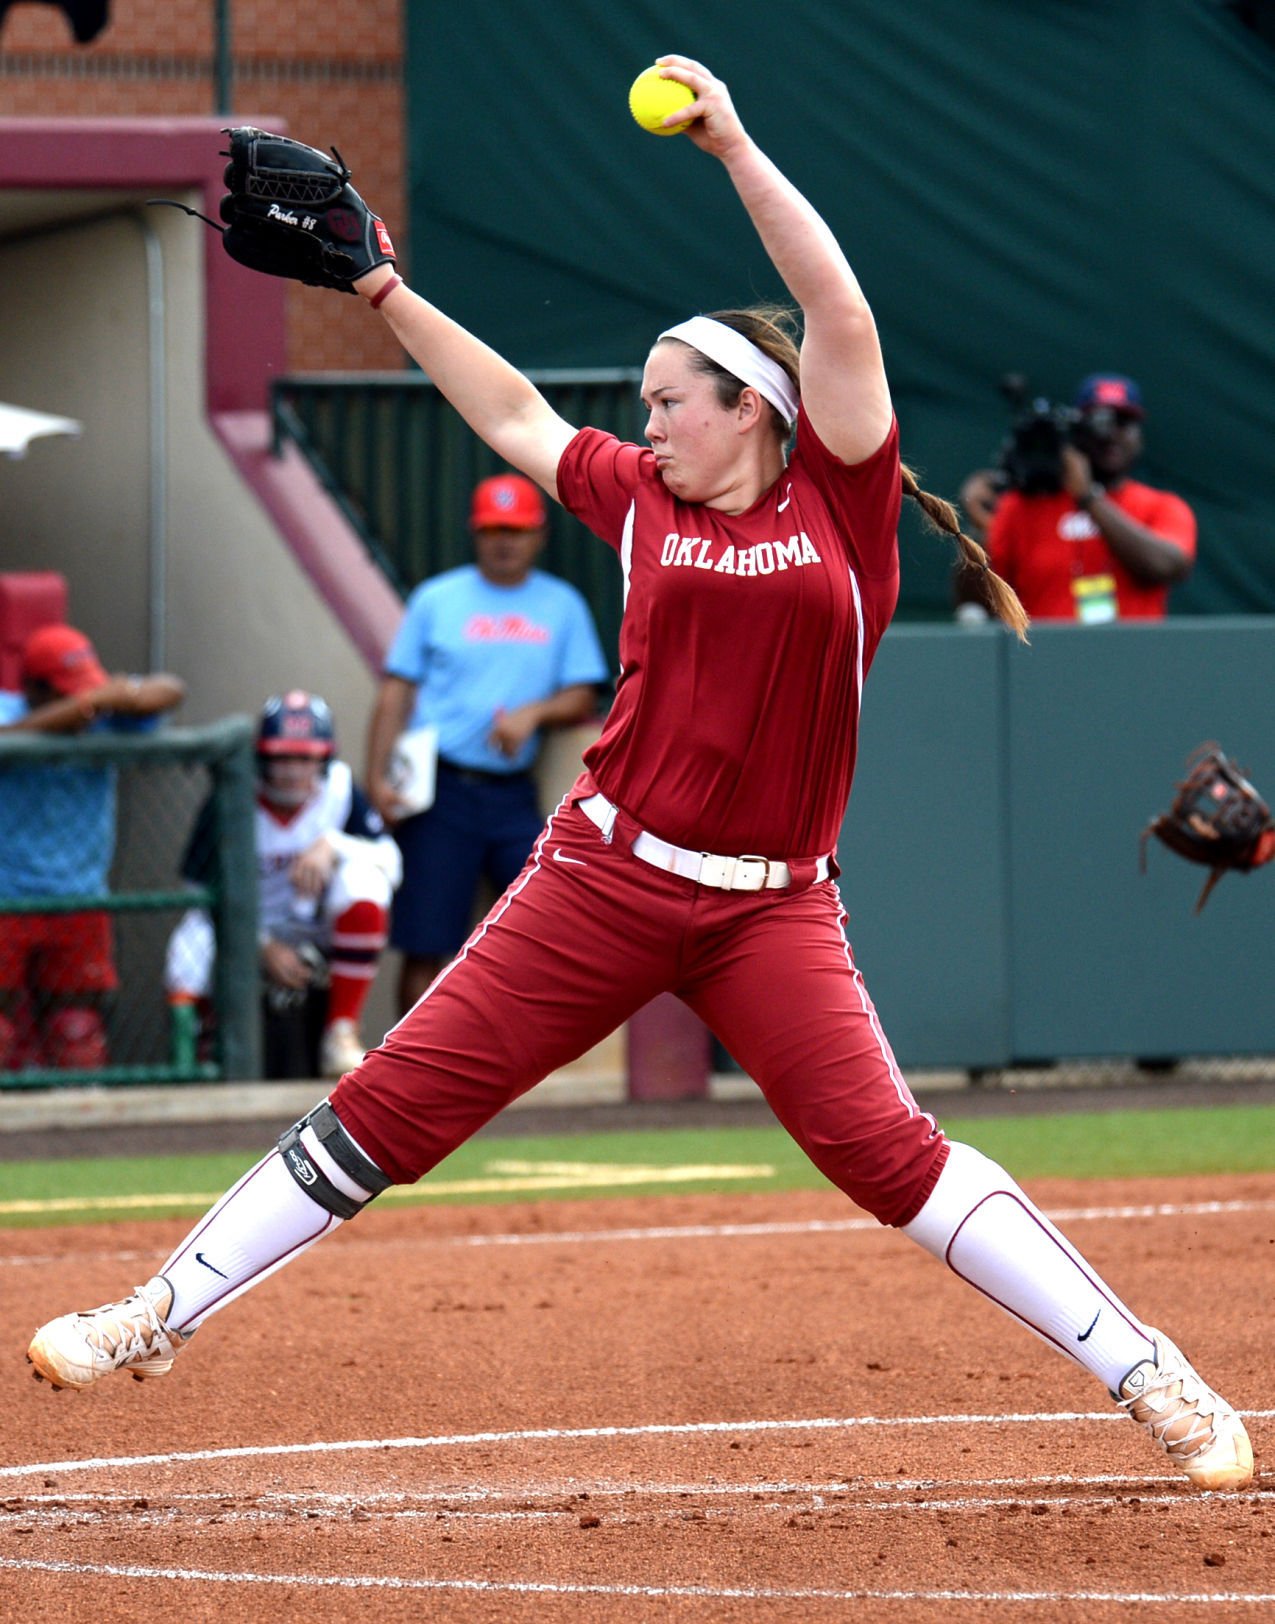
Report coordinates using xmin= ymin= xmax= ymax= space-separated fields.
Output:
xmin=28 ymin=56 xmax=1251 ymax=1492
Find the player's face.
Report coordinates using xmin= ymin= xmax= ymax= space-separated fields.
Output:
xmin=473 ymin=526 xmax=544 ymax=586
xmin=642 ymin=343 xmax=744 ymax=504
xmin=259 ymin=753 xmax=322 ymax=808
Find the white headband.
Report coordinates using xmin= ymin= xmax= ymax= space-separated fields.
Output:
xmin=658 ymin=316 xmax=800 ymax=428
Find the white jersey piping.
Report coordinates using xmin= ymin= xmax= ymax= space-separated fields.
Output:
xmin=847 ymin=564 xmax=865 ymax=718
xmin=619 ymin=500 xmax=636 ymax=608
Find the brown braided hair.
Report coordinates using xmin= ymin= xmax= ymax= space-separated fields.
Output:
xmin=900 ymin=464 xmax=1030 ymax=642
xmin=666 ymin=306 xmax=1031 ymax=643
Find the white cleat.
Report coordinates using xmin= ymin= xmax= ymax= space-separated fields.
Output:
xmin=1116 ymin=1330 xmax=1254 ymax=1490
xmin=319 ymin=1017 xmax=365 ymax=1078
xmin=27 ymin=1277 xmax=186 ymax=1391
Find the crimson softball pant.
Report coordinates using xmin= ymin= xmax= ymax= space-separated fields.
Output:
xmin=331 ymin=799 xmax=948 ymax=1227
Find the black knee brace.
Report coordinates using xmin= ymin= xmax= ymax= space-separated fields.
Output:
xmin=278 ymin=1099 xmax=393 ymax=1219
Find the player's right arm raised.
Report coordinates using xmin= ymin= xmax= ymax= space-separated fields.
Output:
xmin=654 ymin=54 xmax=891 ymax=468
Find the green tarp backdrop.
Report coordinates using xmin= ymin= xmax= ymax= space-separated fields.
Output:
xmin=407 ymin=1 xmax=1275 ymax=619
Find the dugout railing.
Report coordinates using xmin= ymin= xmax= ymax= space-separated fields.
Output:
xmin=0 ymin=717 xmax=260 ymax=1089
xmin=272 ymin=369 xmax=646 ymax=662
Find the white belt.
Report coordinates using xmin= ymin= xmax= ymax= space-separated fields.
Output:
xmin=578 ymin=793 xmax=830 ymax=893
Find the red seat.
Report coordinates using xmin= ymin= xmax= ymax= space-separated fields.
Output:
xmin=0 ymin=572 xmax=68 ymax=690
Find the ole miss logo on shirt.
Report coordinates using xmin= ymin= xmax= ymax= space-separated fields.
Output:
xmin=464 ymin=613 xmax=551 ymax=644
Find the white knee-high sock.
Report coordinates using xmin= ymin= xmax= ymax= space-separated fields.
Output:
xmin=903 ymin=1141 xmax=1155 ymax=1391
xmin=159 ymin=1121 xmax=376 ymax=1332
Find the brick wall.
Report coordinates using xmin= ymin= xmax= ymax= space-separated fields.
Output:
xmin=0 ymin=1 xmax=406 ymax=373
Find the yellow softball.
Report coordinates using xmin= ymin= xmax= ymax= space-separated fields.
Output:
xmin=628 ymin=66 xmax=696 ymax=136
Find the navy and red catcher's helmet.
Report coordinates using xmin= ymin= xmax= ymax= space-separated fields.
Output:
xmin=256 ymin=690 xmax=335 ymax=760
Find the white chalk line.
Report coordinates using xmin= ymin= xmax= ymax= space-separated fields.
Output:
xmin=0 ymin=1469 xmax=1210 ymax=1503
xmin=0 ymin=1162 xmax=779 ymax=1217
xmin=0 ymin=1555 xmax=1271 ymax=1605
xmin=4 ymin=1194 xmax=1267 ymax=1607
xmin=5 ymin=1409 xmax=1275 ymax=1482
xmin=3 ymin=1195 xmax=1273 ymax=1271
xmin=0 ymin=1468 xmax=1228 ymax=1511
xmin=5 ymin=1484 xmax=1273 ymax=1533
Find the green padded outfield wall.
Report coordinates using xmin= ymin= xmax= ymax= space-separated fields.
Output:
xmin=1003 ymin=621 xmax=1275 ymax=1060
xmin=838 ymin=627 xmax=1012 ymax=1067
xmin=407 ymin=1 xmax=1275 ymax=619
xmin=839 ymin=622 xmax=1275 ymax=1068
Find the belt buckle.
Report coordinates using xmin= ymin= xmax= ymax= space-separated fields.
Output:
xmin=732 ymin=854 xmax=771 ymax=892
xmin=697 ymin=853 xmax=771 ymax=891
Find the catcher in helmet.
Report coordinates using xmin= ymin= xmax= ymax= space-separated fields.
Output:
xmin=165 ymin=691 xmax=402 ymax=1078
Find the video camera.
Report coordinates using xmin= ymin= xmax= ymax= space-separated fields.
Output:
xmin=993 ymin=373 xmax=1081 ymax=496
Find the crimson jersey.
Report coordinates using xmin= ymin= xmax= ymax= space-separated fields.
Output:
xmin=987 ymin=480 xmax=1196 ymax=622
xmin=557 ymin=410 xmax=901 ymax=858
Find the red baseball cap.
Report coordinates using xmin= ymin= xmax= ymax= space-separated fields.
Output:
xmin=469 ymin=473 xmax=546 ymax=531
xmin=21 ymin=624 xmax=109 ymax=696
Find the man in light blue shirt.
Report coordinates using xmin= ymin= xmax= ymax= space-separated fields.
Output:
xmin=366 ymin=473 xmax=609 ymax=1012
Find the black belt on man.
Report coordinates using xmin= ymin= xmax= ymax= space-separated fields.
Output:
xmin=437 ymin=758 xmax=532 ymax=787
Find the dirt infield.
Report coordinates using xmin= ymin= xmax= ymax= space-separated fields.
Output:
xmin=3 ymin=1173 xmax=1272 ymax=1622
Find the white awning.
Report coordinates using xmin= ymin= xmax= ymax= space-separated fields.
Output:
xmin=0 ymin=402 xmax=83 ymax=459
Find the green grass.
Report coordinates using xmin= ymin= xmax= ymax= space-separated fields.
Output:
xmin=1 ymin=1103 xmax=1272 ymax=1229
xmin=941 ymin=1104 xmax=1275 ymax=1180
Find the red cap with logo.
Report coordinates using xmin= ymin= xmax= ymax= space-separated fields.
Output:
xmin=469 ymin=473 xmax=546 ymax=531
xmin=21 ymin=624 xmax=109 ymax=696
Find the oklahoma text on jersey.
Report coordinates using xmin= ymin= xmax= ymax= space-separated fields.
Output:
xmin=659 ymin=530 xmax=823 ymax=576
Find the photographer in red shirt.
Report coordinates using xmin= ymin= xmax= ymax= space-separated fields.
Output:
xmin=962 ymin=375 xmax=1196 ymax=623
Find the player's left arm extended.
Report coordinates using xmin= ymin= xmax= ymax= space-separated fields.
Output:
xmin=357 ymin=272 xmax=577 ymax=503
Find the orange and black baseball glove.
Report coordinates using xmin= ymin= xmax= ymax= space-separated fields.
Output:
xmin=1141 ymin=744 xmax=1275 ymax=912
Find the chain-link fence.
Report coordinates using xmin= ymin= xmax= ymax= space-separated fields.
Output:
xmin=0 ymin=719 xmax=259 ymax=1089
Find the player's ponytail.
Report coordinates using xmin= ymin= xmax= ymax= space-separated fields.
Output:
xmin=900 ymin=464 xmax=1030 ymax=643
